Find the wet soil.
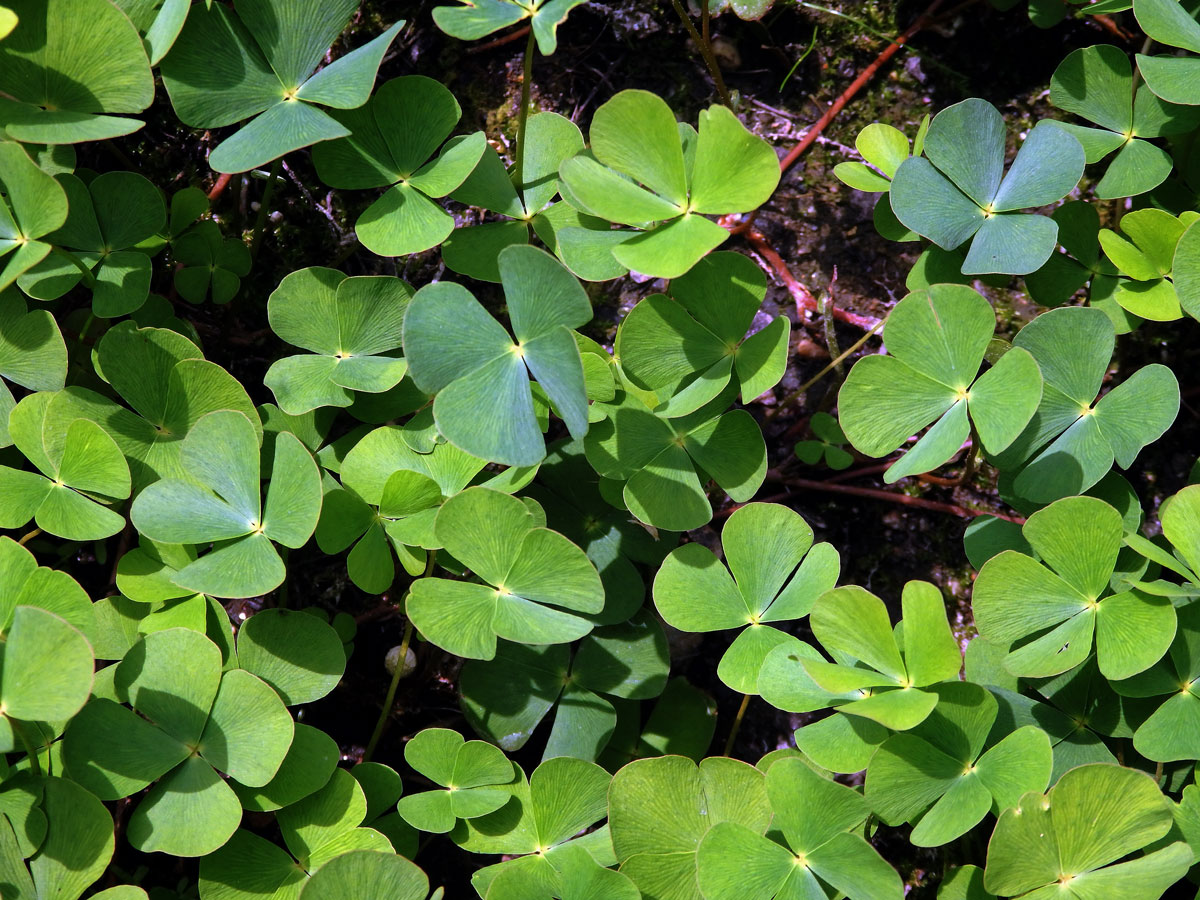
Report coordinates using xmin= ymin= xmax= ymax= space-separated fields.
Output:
xmin=35 ymin=1 xmax=1200 ymax=896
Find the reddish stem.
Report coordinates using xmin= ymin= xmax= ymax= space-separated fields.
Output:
xmin=207 ymin=172 xmax=233 ymax=201
xmin=777 ymin=0 xmax=948 ymax=175
xmin=767 ymin=473 xmax=1025 ymax=524
xmin=467 ymin=24 xmax=532 ymax=54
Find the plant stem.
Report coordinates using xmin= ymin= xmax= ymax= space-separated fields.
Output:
xmin=819 ymin=281 xmax=843 ymax=377
xmin=513 ymin=27 xmax=536 ymax=192
xmin=250 ymin=159 xmax=282 ymax=259
xmin=17 ymin=528 xmax=41 ymax=546
xmin=764 ymin=317 xmax=885 ymax=420
xmin=12 ymin=721 xmax=41 ymax=777
xmin=669 ymin=0 xmax=733 ymax=109
xmin=723 ymin=693 xmax=751 ymax=757
xmin=363 ymin=551 xmax=435 ymax=763
xmin=766 ymin=472 xmax=1026 ymax=523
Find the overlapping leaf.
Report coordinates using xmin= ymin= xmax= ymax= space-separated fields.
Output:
xmin=130 ymin=409 xmax=322 ymax=598
xmin=312 ymin=76 xmax=486 ymax=256
xmin=653 ymin=502 xmax=839 ymax=693
xmin=558 ymin=90 xmax=780 ymax=278
xmin=890 ymin=99 xmax=1085 ymax=274
xmin=403 ymin=244 xmax=592 ymax=466
xmin=265 ymin=268 xmax=412 ymax=415
xmin=839 ymin=283 xmax=1043 ymax=482
xmin=161 ymin=1 xmax=403 ymax=172
xmin=406 ymin=487 xmax=603 ymax=659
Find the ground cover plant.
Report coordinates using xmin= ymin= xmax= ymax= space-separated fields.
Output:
xmin=7 ymin=0 xmax=1200 ymax=898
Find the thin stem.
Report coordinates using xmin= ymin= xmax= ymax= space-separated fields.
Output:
xmin=767 ymin=472 xmax=1026 ymax=524
xmin=764 ymin=317 xmax=885 ymax=420
xmin=12 ymin=721 xmax=41 ymax=778
xmin=363 ymin=551 xmax=436 ymax=763
xmin=77 ymin=313 xmax=96 ymax=344
xmin=723 ymin=693 xmax=751 ymax=757
xmin=49 ymin=246 xmax=96 ymax=287
xmin=669 ymin=0 xmax=733 ymax=108
xmin=250 ymin=159 xmax=282 ymax=259
xmin=513 ymin=27 xmax=536 ymax=191
xmin=819 ymin=279 xmax=842 ymax=377
xmin=17 ymin=528 xmax=41 ymax=546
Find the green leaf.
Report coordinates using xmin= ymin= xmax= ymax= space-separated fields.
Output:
xmin=589 ymin=89 xmax=687 ymax=208
xmin=299 ymin=850 xmax=429 ymax=900
xmin=237 ymin=609 xmax=347 ymax=705
xmin=199 ymin=668 xmax=293 ymax=788
xmin=29 ymin=778 xmax=114 ymax=900
xmin=984 ymin=763 xmax=1186 ymax=898
xmin=2 ymin=605 xmax=93 ymax=722
xmin=688 ymin=105 xmax=780 ymax=214
xmin=0 ymin=0 xmax=154 ymax=140
xmin=127 ymin=755 xmax=242 ymax=856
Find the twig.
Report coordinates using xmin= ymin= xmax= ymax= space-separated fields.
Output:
xmin=777 ymin=0 xmax=948 ymax=175
xmin=766 ymin=472 xmax=1026 ymax=523
xmin=741 ymin=223 xmax=879 ymax=329
xmin=467 ymin=23 xmax=531 ymax=54
xmin=207 ymin=172 xmax=233 ymax=201
xmin=764 ymin=317 xmax=885 ymax=420
xmin=669 ymin=0 xmax=733 ymax=108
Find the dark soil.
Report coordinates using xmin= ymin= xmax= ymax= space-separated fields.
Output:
xmin=31 ymin=1 xmax=1200 ymax=897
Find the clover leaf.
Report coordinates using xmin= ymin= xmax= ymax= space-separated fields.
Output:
xmin=558 ymin=89 xmax=780 ymax=278
xmin=1113 ymin=601 xmax=1200 ymax=762
xmin=18 ymin=171 xmax=165 ymax=316
xmin=79 ymin=325 xmax=261 ymax=493
xmin=1050 ymin=44 xmax=1200 ymax=199
xmin=452 ymin=756 xmax=611 ymax=899
xmin=838 ymin=283 xmax=1043 ymax=483
xmin=834 ymin=119 xmax=927 ymax=243
xmin=697 ymin=757 xmax=903 ymax=900
xmin=608 ymin=755 xmax=771 ymax=900
xmin=525 ymin=436 xmax=678 ymax=625
xmin=445 ymin=112 xmax=591 ymax=281
xmin=483 ymin=842 xmax=641 ymax=900
xmin=130 ymin=409 xmax=322 ymax=598
xmin=403 ymin=244 xmax=592 ymax=467
xmin=319 ymin=425 xmax=498 ymax=592
xmin=758 ymin=581 xmax=962 ymax=730
xmin=795 ymin=411 xmax=854 ymax=469
xmin=230 ymin=722 xmax=340 ymax=813
xmin=0 ymin=537 xmax=94 ymax=727
xmin=1096 ymin=207 xmax=1193 ymax=320
xmin=0 ymin=392 xmax=130 ymax=540
xmin=0 ymin=290 xmax=67 ymax=447
xmin=865 ymin=682 xmax=1052 ymax=847
xmin=458 ymin=610 xmax=669 ymax=757
xmin=112 ymin=0 xmax=190 ymax=64
xmin=396 ymin=728 xmax=516 ymax=834
xmin=172 ymin=221 xmax=252 ymax=305
xmin=406 ymin=486 xmax=603 ymax=660
xmin=312 ymin=76 xmax=486 ymax=256
xmin=198 ymin=768 xmax=394 ymax=900
xmin=615 ymin=251 xmax=790 ymax=414
xmin=236 ymin=608 xmax=347 ymax=705
xmin=161 ymin=1 xmax=403 ymax=173
xmin=1134 ymin=0 xmax=1200 ymax=106
xmin=989 ymin=307 xmax=1179 ymax=503
xmin=0 ymin=141 xmax=68 ymax=291
xmin=890 ymin=99 xmax=1085 ymax=274
xmin=297 ymin=850 xmax=431 ymax=900
xmin=983 ymin=763 xmax=1191 ymax=900
xmin=0 ymin=776 xmax=115 ymax=900
xmin=974 ymin=496 xmax=1175 ymax=680
xmin=265 ymin=268 xmax=412 ymax=415
xmin=653 ymin=502 xmax=839 ymax=693
xmin=584 ymin=387 xmax=768 ymax=531
xmin=0 ymin=0 xmax=154 ymax=143
xmin=433 ymin=0 xmax=587 ymax=55
xmin=63 ymin=628 xmax=294 ymax=857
